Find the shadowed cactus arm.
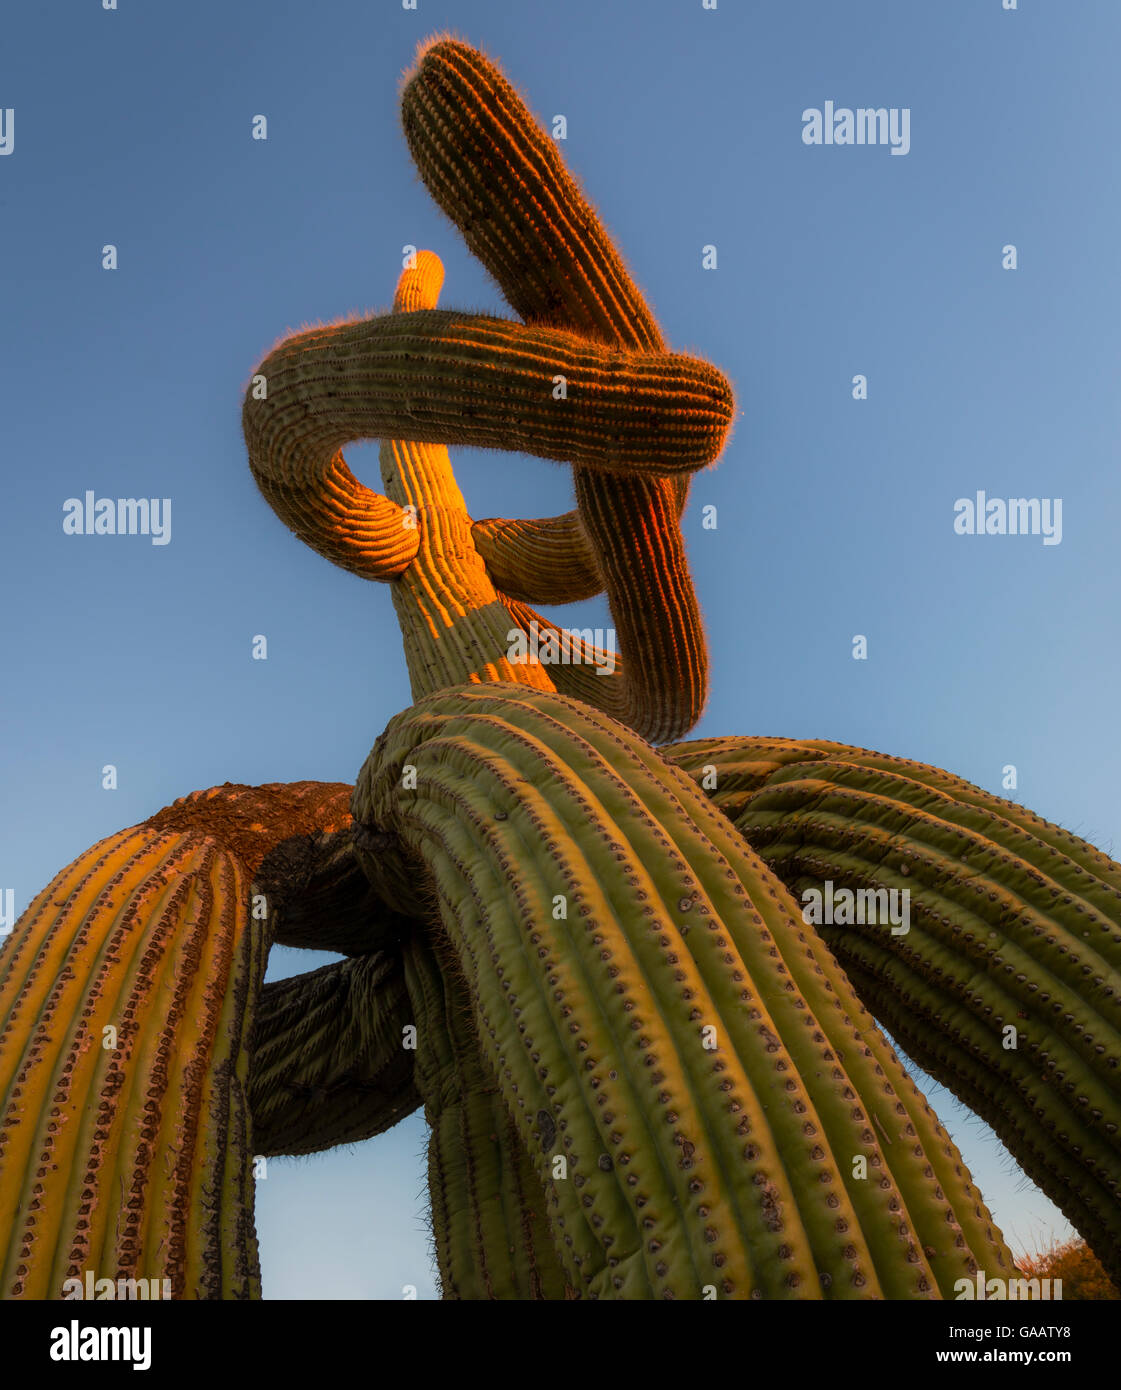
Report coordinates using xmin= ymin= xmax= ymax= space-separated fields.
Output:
xmin=662 ymin=735 xmax=1121 ymax=1283
xmin=249 ymin=951 xmax=421 ymax=1158
xmin=353 ymin=684 xmax=1015 ymax=1299
xmin=401 ymin=921 xmax=573 ymax=1299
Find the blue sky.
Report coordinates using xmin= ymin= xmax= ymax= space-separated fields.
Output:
xmin=2 ymin=0 xmax=1118 ymax=1296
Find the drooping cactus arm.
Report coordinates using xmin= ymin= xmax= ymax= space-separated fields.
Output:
xmin=662 ymin=735 xmax=1121 ymax=1282
xmin=252 ymin=457 xmax=419 ymax=582
xmin=249 ymin=950 xmax=421 ymax=1158
xmin=827 ymin=938 xmax=1121 ymax=1283
xmin=0 ymin=780 xmax=357 ymax=1299
xmin=401 ymin=920 xmax=572 ymax=1299
xmin=0 ymin=825 xmax=262 ymax=1299
xmin=471 ymin=513 xmax=602 ymax=605
xmin=254 ymin=823 xmax=413 ymax=957
xmin=401 ymin=38 xmax=717 ymax=744
xmin=353 ymin=684 xmax=1015 ymax=1299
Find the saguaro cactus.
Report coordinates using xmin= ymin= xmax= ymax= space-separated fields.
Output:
xmin=3 ymin=33 xmax=1119 ymax=1300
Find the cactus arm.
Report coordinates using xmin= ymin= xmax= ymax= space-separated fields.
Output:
xmin=253 ymin=822 xmax=412 ymax=957
xmin=0 ymin=781 xmax=358 ymax=1299
xmin=662 ymin=735 xmax=1121 ymax=1282
xmin=374 ymin=253 xmax=559 ymax=698
xmin=401 ymin=921 xmax=572 ymax=1299
xmin=244 ymin=309 xmax=731 ymax=486
xmin=352 ymin=684 xmax=1015 ymax=1299
xmin=470 ymin=513 xmax=602 ymax=605
xmin=249 ymin=951 xmax=421 ymax=1158
xmin=0 ymin=826 xmax=262 ymax=1299
xmin=251 ymin=454 xmax=419 ymax=582
xmin=400 ymin=38 xmax=717 ymax=743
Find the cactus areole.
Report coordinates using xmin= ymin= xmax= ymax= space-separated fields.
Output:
xmin=2 ymin=35 xmax=1119 ymax=1302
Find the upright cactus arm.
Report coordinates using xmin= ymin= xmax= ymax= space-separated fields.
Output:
xmin=0 ymin=825 xmax=263 ymax=1299
xmin=0 ymin=780 xmax=357 ymax=1299
xmin=375 ymin=254 xmax=561 ymax=699
xmin=352 ymin=683 xmax=1015 ymax=1300
xmin=401 ymin=37 xmax=714 ymax=743
xmin=249 ymin=951 xmax=421 ymax=1158
xmin=662 ymin=735 xmax=1121 ymax=1283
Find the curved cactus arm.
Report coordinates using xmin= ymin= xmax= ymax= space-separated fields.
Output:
xmin=471 ymin=513 xmax=602 ymax=605
xmin=352 ymin=684 xmax=1015 ymax=1300
xmin=401 ymin=38 xmax=715 ymax=744
xmin=244 ymin=309 xmax=730 ymax=488
xmin=400 ymin=921 xmax=573 ymax=1299
xmin=0 ymin=781 xmax=357 ymax=1299
xmin=254 ymin=822 xmax=414 ymax=957
xmin=251 ymin=454 xmax=419 ymax=583
xmin=0 ymin=825 xmax=262 ymax=1299
xmin=662 ymin=735 xmax=1121 ymax=1283
xmin=249 ymin=951 xmax=421 ymax=1158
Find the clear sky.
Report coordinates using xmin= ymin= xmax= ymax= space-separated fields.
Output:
xmin=2 ymin=0 xmax=1118 ymax=1297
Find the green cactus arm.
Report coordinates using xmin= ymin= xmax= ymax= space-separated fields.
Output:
xmin=400 ymin=37 xmax=716 ymax=743
xmin=401 ymin=921 xmax=573 ymax=1299
xmin=352 ymin=684 xmax=1015 ymax=1299
xmin=470 ymin=513 xmax=602 ymax=605
xmin=249 ymin=951 xmax=421 ymax=1158
xmin=662 ymin=735 xmax=1121 ymax=1282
